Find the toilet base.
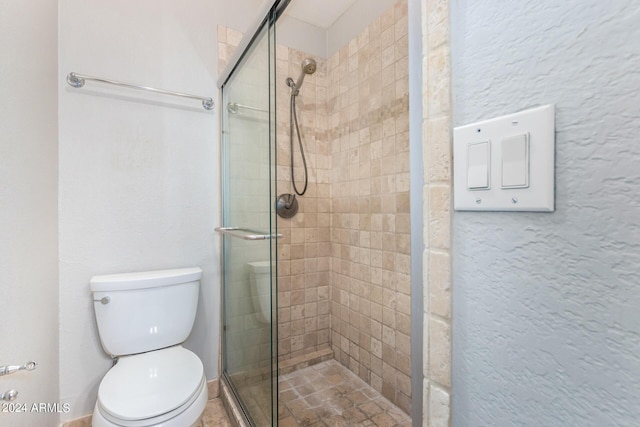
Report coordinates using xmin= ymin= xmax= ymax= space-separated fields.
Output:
xmin=92 ymin=377 xmax=208 ymax=427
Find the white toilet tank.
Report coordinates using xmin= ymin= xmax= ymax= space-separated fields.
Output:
xmin=248 ymin=261 xmax=272 ymax=324
xmin=90 ymin=267 xmax=202 ymax=357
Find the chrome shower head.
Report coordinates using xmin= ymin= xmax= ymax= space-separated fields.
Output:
xmin=287 ymin=58 xmax=317 ymax=95
xmin=301 ymin=58 xmax=317 ymax=75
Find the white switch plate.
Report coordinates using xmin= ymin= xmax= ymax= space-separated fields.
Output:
xmin=453 ymin=104 xmax=555 ymax=211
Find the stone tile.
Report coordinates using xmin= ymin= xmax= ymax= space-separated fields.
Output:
xmin=429 ymin=251 xmax=451 ymax=319
xmin=428 ymin=317 xmax=451 ymax=388
xmin=428 ymin=384 xmax=451 ymax=427
xmin=371 ymin=412 xmax=397 ymax=427
xmin=61 ymin=415 xmax=92 ymax=427
xmin=207 ymin=379 xmax=219 ymax=399
xmin=427 ymin=116 xmax=452 ymax=183
xmin=279 ymin=360 xmax=410 ymax=425
xmin=427 ymin=46 xmax=451 ymax=115
xmin=429 ymin=185 xmax=451 ymax=250
xmin=201 ymin=398 xmax=233 ymax=427
xmin=426 ymin=0 xmax=450 ymax=50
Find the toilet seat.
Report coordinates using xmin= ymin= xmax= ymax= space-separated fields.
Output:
xmin=95 ymin=346 xmax=207 ymax=427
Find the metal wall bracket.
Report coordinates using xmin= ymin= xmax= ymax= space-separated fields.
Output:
xmin=0 ymin=361 xmax=37 ymax=377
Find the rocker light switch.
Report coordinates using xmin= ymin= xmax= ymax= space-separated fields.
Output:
xmin=454 ymin=105 xmax=554 ymax=211
xmin=467 ymin=141 xmax=490 ymax=190
xmin=501 ymin=133 xmax=529 ymax=188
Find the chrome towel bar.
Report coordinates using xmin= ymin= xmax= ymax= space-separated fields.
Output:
xmin=66 ymin=72 xmax=215 ymax=110
xmin=215 ymin=227 xmax=282 ymax=241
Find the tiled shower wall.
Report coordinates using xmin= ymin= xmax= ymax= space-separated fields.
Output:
xmin=218 ymin=0 xmax=411 ymax=413
xmin=327 ymin=0 xmax=411 ymax=413
xmin=274 ymin=47 xmax=332 ymax=361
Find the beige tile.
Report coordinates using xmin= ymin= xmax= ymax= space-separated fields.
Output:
xmin=207 ymin=378 xmax=219 ymax=399
xmin=380 ymin=6 xmax=395 ymax=31
xmin=429 ymin=184 xmax=451 ymax=250
xmin=427 ymin=116 xmax=452 ymax=182
xmin=371 ymin=412 xmax=397 ymax=427
xmin=429 ymin=251 xmax=451 ymax=319
xmin=226 ymin=28 xmax=243 ymax=46
xmin=61 ymin=415 xmax=92 ymax=427
xmin=217 ymin=26 xmax=227 ymax=43
xmin=428 ymin=317 xmax=451 ymax=388
xmin=427 ymin=45 xmax=451 ymax=116
xmin=426 ymin=0 xmax=450 ymax=50
xmin=201 ymin=398 xmax=233 ymax=427
xmin=428 ymin=384 xmax=451 ymax=427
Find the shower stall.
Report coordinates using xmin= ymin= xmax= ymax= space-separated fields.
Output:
xmin=217 ymin=0 xmax=417 ymax=425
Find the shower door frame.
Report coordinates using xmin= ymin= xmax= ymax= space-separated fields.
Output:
xmin=218 ymin=1 xmax=291 ymax=426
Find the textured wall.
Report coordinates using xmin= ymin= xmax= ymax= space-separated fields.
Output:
xmin=451 ymin=1 xmax=640 ymax=426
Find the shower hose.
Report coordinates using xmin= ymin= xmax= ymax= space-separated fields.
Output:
xmin=289 ymin=92 xmax=308 ymax=196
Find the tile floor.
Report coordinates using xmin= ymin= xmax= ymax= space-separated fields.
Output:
xmin=279 ymin=360 xmax=412 ymax=427
xmin=202 ymin=398 xmax=233 ymax=426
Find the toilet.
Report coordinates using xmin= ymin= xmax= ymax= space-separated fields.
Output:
xmin=247 ymin=261 xmax=272 ymax=324
xmin=89 ymin=268 xmax=208 ymax=427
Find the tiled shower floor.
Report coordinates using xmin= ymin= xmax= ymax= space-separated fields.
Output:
xmin=279 ymin=360 xmax=412 ymax=427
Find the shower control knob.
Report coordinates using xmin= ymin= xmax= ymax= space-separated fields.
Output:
xmin=276 ymin=194 xmax=299 ymax=219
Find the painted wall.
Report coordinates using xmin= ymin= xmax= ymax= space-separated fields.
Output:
xmin=278 ymin=16 xmax=327 ymax=59
xmin=58 ymin=0 xmax=221 ymax=420
xmin=451 ymin=1 xmax=640 ymax=425
xmin=0 ymin=1 xmax=59 ymax=425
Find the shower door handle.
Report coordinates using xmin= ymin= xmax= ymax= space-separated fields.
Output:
xmin=215 ymin=227 xmax=283 ymax=241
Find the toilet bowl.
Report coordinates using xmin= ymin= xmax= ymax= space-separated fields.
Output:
xmin=248 ymin=261 xmax=272 ymax=323
xmin=90 ymin=268 xmax=207 ymax=427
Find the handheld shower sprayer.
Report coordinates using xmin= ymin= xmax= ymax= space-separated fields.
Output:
xmin=277 ymin=58 xmax=317 ymax=219
xmin=286 ymin=58 xmax=317 ymax=96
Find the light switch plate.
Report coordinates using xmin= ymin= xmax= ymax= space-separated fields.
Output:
xmin=453 ymin=104 xmax=555 ymax=211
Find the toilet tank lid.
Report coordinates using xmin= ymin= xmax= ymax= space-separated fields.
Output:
xmin=90 ymin=267 xmax=202 ymax=292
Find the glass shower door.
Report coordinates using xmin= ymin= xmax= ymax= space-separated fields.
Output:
xmin=219 ymin=12 xmax=278 ymax=427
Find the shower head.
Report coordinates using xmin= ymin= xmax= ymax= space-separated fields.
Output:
xmin=300 ymin=58 xmax=317 ymax=74
xmin=287 ymin=58 xmax=317 ymax=95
